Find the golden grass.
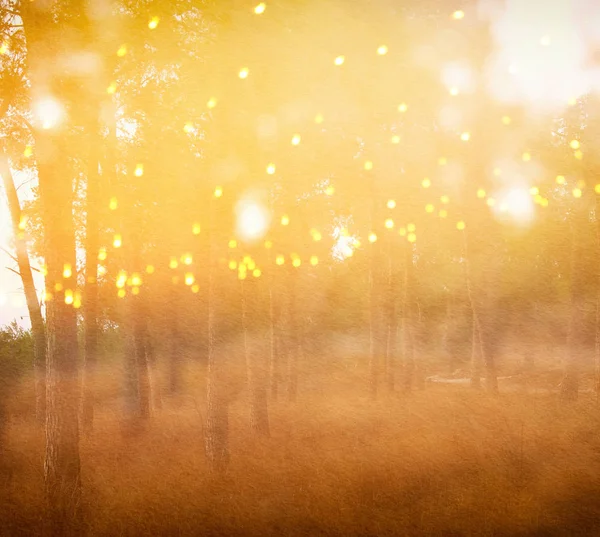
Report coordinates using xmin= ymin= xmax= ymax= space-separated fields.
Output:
xmin=2 ymin=363 xmax=600 ymax=536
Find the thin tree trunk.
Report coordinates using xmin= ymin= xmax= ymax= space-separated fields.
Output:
xmin=241 ymin=279 xmax=270 ymax=436
xmin=81 ymin=122 xmax=100 ymax=434
xmin=561 ymin=209 xmax=589 ymax=401
xmin=0 ymin=146 xmax=46 ymax=422
xmin=204 ymin=200 xmax=229 ymax=472
xmin=470 ymin=313 xmax=482 ymax=389
xmin=463 ymin=228 xmax=499 ymax=394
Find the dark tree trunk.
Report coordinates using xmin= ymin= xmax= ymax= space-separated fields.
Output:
xmin=0 ymin=146 xmax=46 ymax=423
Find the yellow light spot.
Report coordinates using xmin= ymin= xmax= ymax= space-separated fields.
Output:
xmin=368 ymin=232 xmax=377 ymax=243
xmin=148 ymin=16 xmax=159 ymax=29
xmin=214 ymin=186 xmax=223 ymax=198
xmin=107 ymin=82 xmax=117 ymax=94
xmin=440 ymin=195 xmax=449 ymax=204
xmin=522 ymin=152 xmax=531 ymax=162
xmin=407 ymin=233 xmax=417 ymax=243
xmin=364 ymin=160 xmax=373 ymax=171
xmin=228 ymin=239 xmax=237 ymax=249
xmin=501 ymin=116 xmax=511 ymax=125
xmin=477 ymin=188 xmax=486 ymax=199
xmin=116 ymin=270 xmax=127 ymax=288
xmin=238 ymin=271 xmax=247 ymax=280
xmin=185 ymin=273 xmax=195 ymax=286
xmin=18 ymin=215 xmax=28 ymax=230
xmin=134 ymin=163 xmax=144 ymax=176
xmin=398 ymin=227 xmax=406 ymax=236
xmin=63 ymin=263 xmax=72 ymax=279
xmin=192 ymin=222 xmax=201 ymax=235
xmin=191 ymin=284 xmax=200 ymax=293
xmin=534 ymin=194 xmax=543 ymax=204
xmin=207 ymin=97 xmax=217 ymax=109
xmin=44 ymin=291 xmax=53 ymax=302
xmin=574 ymin=150 xmax=583 ymax=160
xmin=264 ymin=240 xmax=273 ymax=249
xmin=595 ymin=184 xmax=600 ymax=194
xmin=117 ymin=44 xmax=127 ymax=57
xmin=425 ymin=204 xmax=434 ymax=213
xmin=109 ymin=197 xmax=118 ymax=210
xmin=377 ymin=45 xmax=388 ymax=55
xmin=146 ymin=265 xmax=155 ymax=274
xmin=422 ymin=178 xmax=431 ymax=188
xmin=311 ymin=229 xmax=322 ymax=241
xmin=54 ymin=283 xmax=63 ymax=292
xmin=275 ymin=255 xmax=285 ymax=265
xmin=398 ymin=103 xmax=408 ymax=113
xmin=239 ymin=67 xmax=249 ymax=79
xmin=184 ymin=122 xmax=195 ymax=133
xmin=540 ymin=35 xmax=551 ymax=46
xmin=570 ymin=140 xmax=580 ymax=150
xmin=23 ymin=145 xmax=33 ymax=158
xmin=385 ymin=218 xmax=394 ymax=229
xmin=573 ymin=188 xmax=582 ymax=198
xmin=555 ymin=175 xmax=566 ymax=185
xmin=460 ymin=132 xmax=470 ymax=142
xmin=456 ymin=221 xmax=465 ymax=231
xmin=315 ymin=113 xmax=324 ymax=124
xmin=182 ymin=253 xmax=193 ymax=265
xmin=281 ymin=214 xmax=290 ymax=226
xmin=113 ymin=234 xmax=122 ymax=248
xmin=131 ymin=273 xmax=142 ymax=287
xmin=228 ymin=260 xmax=237 ymax=270
xmin=407 ymin=223 xmax=416 ymax=232
xmin=252 ymin=268 xmax=262 ymax=278
xmin=0 ymin=41 xmax=8 ymax=55
xmin=40 ymin=264 xmax=48 ymax=277
xmin=65 ymin=289 xmax=74 ymax=305
xmin=291 ymin=134 xmax=301 ymax=145
xmin=452 ymin=10 xmax=465 ymax=19
xmin=169 ymin=258 xmax=178 ymax=269
xmin=247 ymin=260 xmax=256 ymax=271
xmin=310 ymin=256 xmax=319 ymax=266
xmin=266 ymin=163 xmax=276 ymax=175
xmin=449 ymin=87 xmax=459 ymax=96
xmin=541 ymin=198 xmax=549 ymax=207
xmin=387 ymin=199 xmax=396 ymax=209
xmin=439 ymin=209 xmax=448 ymax=218
xmin=98 ymin=248 xmax=107 ymax=261
xmin=254 ymin=2 xmax=266 ymax=14
xmin=568 ymin=97 xmax=577 ymax=106
xmin=117 ymin=289 xmax=126 ymax=298
xmin=325 ymin=185 xmax=335 ymax=196
xmin=486 ymin=198 xmax=496 ymax=207
xmin=292 ymin=258 xmax=301 ymax=268
xmin=391 ymin=135 xmax=401 ymax=144
xmin=334 ymin=55 xmax=345 ymax=66
xmin=529 ymin=186 xmax=539 ymax=196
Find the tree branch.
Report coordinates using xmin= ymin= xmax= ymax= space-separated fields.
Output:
xmin=5 ymin=266 xmax=21 ymax=277
xmin=0 ymin=246 xmax=18 ymax=263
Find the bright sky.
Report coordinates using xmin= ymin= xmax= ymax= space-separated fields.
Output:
xmin=0 ymin=173 xmax=43 ymax=329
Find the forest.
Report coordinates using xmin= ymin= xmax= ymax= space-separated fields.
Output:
xmin=2 ymin=0 xmax=600 ymax=535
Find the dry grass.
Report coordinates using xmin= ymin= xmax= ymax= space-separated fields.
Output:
xmin=2 ymin=356 xmax=600 ymax=536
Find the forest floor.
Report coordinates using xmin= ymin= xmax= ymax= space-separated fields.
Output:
xmin=2 ymin=355 xmax=600 ymax=536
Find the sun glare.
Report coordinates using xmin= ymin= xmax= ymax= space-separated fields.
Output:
xmin=236 ymin=198 xmax=271 ymax=242
xmin=33 ymin=97 xmax=64 ymax=129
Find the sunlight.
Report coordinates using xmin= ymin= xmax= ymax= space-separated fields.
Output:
xmin=33 ymin=97 xmax=64 ymax=129
xmin=235 ymin=197 xmax=271 ymax=242
xmin=493 ymin=187 xmax=535 ymax=225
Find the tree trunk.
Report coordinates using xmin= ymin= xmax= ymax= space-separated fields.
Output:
xmin=241 ymin=279 xmax=270 ymax=436
xmin=561 ymin=207 xmax=589 ymax=401
xmin=37 ymin=129 xmax=82 ymax=535
xmin=463 ymin=228 xmax=499 ymax=394
xmin=81 ymin=123 xmax=100 ymax=434
xmin=0 ymin=146 xmax=46 ymax=423
xmin=204 ymin=200 xmax=230 ymax=472
xmin=470 ymin=313 xmax=482 ymax=389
